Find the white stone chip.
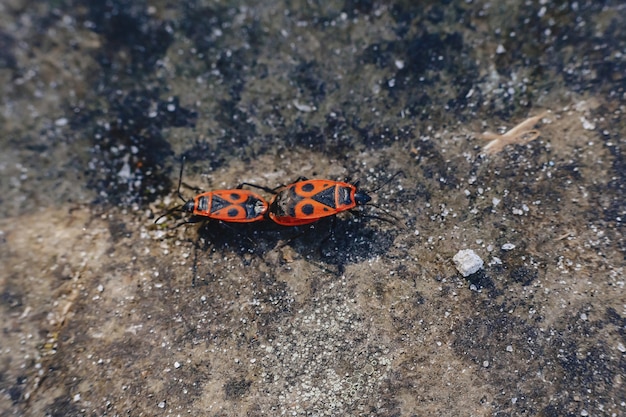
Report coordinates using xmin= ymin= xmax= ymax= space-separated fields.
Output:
xmin=55 ymin=117 xmax=68 ymax=127
xmin=453 ymin=249 xmax=484 ymax=277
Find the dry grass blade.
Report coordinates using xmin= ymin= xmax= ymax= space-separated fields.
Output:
xmin=481 ymin=111 xmax=550 ymax=155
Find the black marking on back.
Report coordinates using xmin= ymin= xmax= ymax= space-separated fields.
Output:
xmin=287 ymin=200 xmax=297 ymax=217
xmin=227 ymin=208 xmax=239 ymax=218
xmin=311 ymin=185 xmax=337 ymax=208
xmin=271 ymin=187 xmax=304 ymax=218
xmin=210 ymin=195 xmax=229 ymax=213
xmin=338 ymin=186 xmax=353 ymax=206
xmin=301 ymin=182 xmax=315 ymax=192
xmin=244 ymin=196 xmax=263 ymax=219
xmin=197 ymin=196 xmax=209 ymax=212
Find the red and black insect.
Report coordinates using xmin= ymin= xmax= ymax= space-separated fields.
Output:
xmin=154 ymin=158 xmax=269 ymax=225
xmin=267 ymin=179 xmax=372 ymax=226
xmin=180 ymin=188 xmax=269 ymax=223
xmin=241 ymin=172 xmax=404 ymax=227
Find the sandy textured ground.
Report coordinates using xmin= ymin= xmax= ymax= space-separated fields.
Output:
xmin=1 ymin=1 xmax=625 ymax=416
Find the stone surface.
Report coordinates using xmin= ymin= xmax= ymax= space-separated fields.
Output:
xmin=1 ymin=1 xmax=625 ymax=416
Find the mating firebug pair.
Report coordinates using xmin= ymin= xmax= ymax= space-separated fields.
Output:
xmin=245 ymin=178 xmax=373 ymax=226
xmin=154 ymin=158 xmax=393 ymax=227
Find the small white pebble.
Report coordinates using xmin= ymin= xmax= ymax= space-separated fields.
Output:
xmin=293 ymin=100 xmax=314 ymax=112
xmin=453 ymin=249 xmax=484 ymax=277
xmin=580 ymin=117 xmax=595 ymax=130
xmin=537 ymin=6 xmax=547 ymax=17
xmin=502 ymin=243 xmax=516 ymax=251
xmin=55 ymin=117 xmax=68 ymax=127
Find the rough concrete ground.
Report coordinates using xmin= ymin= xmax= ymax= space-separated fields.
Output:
xmin=1 ymin=0 xmax=625 ymax=416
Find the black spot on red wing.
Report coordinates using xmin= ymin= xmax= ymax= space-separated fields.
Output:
xmin=230 ymin=192 xmax=241 ymax=200
xmin=301 ymin=203 xmax=314 ymax=215
xmin=301 ymin=182 xmax=315 ymax=192
xmin=311 ymin=185 xmax=336 ymax=208
xmin=323 ymin=207 xmax=330 ymax=211
xmin=227 ymin=207 xmax=239 ymax=217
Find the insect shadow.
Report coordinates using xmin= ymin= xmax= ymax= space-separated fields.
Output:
xmin=186 ymin=221 xmax=270 ymax=287
xmin=269 ymin=215 xmax=398 ymax=270
xmin=190 ymin=214 xmax=398 ymax=278
xmin=194 ymin=220 xmax=275 ymax=255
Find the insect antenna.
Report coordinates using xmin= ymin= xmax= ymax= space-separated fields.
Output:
xmin=175 ymin=156 xmax=188 ymax=203
xmin=369 ymin=170 xmax=405 ymax=193
xmin=351 ymin=202 xmax=406 ymax=228
xmin=154 ymin=204 xmax=184 ymax=224
xmin=362 ymin=170 xmax=407 ymax=228
xmin=154 ymin=156 xmax=190 ymax=224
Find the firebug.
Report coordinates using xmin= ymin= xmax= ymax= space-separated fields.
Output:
xmin=154 ymin=158 xmax=269 ymax=225
xmin=267 ymin=179 xmax=372 ymax=226
xmin=242 ymin=172 xmax=403 ymax=227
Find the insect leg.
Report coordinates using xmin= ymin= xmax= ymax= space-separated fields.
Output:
xmin=238 ymin=182 xmax=277 ymax=194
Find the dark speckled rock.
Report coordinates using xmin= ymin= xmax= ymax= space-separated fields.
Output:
xmin=1 ymin=1 xmax=624 ymax=416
